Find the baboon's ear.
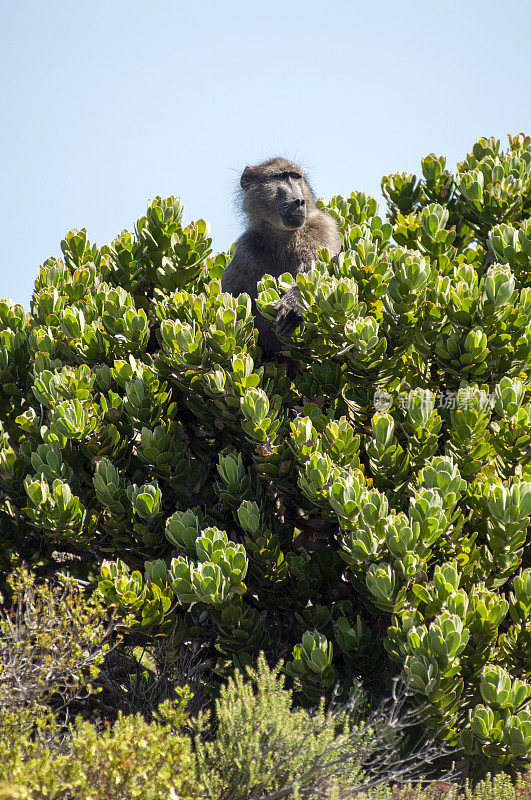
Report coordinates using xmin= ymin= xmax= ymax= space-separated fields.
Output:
xmin=240 ymin=166 xmax=255 ymax=189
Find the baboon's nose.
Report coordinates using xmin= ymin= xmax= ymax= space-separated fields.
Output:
xmin=294 ymin=198 xmax=305 ymax=207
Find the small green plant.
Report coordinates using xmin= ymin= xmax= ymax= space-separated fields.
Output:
xmin=193 ymin=654 xmax=455 ymax=800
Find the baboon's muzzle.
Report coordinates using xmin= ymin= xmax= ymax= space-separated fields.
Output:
xmin=281 ymin=199 xmax=306 ymax=229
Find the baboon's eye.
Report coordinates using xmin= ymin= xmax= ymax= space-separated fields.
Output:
xmin=290 ymin=172 xmax=302 ymax=180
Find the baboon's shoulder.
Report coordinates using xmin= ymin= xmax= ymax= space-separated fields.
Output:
xmin=306 ymin=208 xmax=342 ymax=256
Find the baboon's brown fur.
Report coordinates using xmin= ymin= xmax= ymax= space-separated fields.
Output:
xmin=221 ymin=158 xmax=341 ymax=355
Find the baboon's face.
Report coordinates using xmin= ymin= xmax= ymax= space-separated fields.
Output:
xmin=241 ymin=159 xmax=315 ymax=231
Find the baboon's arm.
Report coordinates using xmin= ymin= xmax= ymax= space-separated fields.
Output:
xmin=220 ymin=246 xmax=250 ymax=296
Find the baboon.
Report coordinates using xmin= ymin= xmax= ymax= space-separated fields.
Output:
xmin=221 ymin=158 xmax=342 ymax=355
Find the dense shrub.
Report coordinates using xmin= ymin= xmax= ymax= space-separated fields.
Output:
xmin=0 ymin=688 xmax=200 ymax=800
xmin=194 ymin=654 xmax=457 ymax=800
xmin=0 ymin=133 xmax=530 ymax=775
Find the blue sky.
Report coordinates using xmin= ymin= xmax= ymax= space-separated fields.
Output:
xmin=2 ymin=0 xmax=530 ymax=307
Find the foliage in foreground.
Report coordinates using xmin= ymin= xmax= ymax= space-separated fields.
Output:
xmin=365 ymin=770 xmax=531 ymax=799
xmin=0 ymin=577 xmax=528 ymax=799
xmin=0 ymin=134 xmax=530 ymax=772
xmin=0 ymin=694 xmax=199 ymax=800
xmin=193 ymin=655 xmax=458 ymax=799
xmin=0 ymin=619 xmax=528 ymax=800
xmin=0 ymin=567 xmax=196 ymax=799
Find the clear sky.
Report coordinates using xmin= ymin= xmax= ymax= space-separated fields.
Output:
xmin=2 ymin=0 xmax=530 ymax=307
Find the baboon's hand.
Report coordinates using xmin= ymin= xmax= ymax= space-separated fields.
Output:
xmin=274 ymin=287 xmax=304 ymax=337
xmin=275 ymin=305 xmax=303 ymax=336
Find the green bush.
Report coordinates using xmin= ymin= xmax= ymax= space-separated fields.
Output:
xmin=194 ymin=653 xmax=460 ymax=800
xmin=0 ymin=689 xmax=200 ymax=800
xmin=0 ymin=134 xmax=530 ymax=773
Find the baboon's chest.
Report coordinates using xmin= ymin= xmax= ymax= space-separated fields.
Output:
xmin=253 ymin=233 xmax=316 ymax=279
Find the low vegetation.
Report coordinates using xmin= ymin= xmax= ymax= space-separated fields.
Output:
xmin=0 ymin=585 xmax=528 ymax=798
